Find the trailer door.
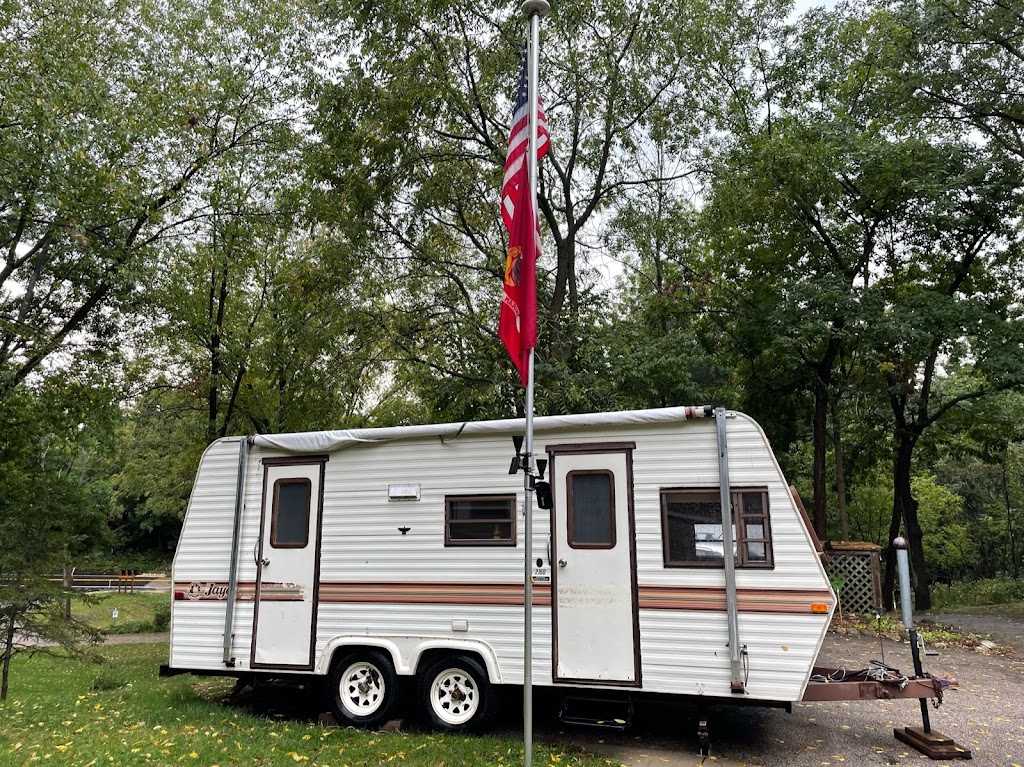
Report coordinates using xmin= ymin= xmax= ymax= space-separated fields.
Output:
xmin=549 ymin=444 xmax=639 ymax=685
xmin=251 ymin=457 xmax=326 ymax=670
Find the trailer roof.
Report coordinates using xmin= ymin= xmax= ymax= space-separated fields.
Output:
xmin=250 ymin=405 xmax=716 ymax=453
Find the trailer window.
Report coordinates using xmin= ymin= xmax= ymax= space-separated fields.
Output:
xmin=567 ymin=470 xmax=615 ymax=548
xmin=660 ymin=488 xmax=773 ymax=568
xmin=271 ymin=478 xmax=312 ymax=548
xmin=445 ymin=495 xmax=516 ymax=545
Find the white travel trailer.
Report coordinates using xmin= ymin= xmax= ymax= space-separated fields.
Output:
xmin=163 ymin=406 xmax=836 ymax=732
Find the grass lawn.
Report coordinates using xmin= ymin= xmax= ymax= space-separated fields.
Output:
xmin=0 ymin=643 xmax=608 ymax=767
xmin=72 ymin=592 xmax=169 ymax=634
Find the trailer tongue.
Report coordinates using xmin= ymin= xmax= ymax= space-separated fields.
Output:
xmin=799 ymin=537 xmax=971 ymax=761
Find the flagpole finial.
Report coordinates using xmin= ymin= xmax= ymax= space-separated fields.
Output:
xmin=521 ymin=0 xmax=549 ymax=19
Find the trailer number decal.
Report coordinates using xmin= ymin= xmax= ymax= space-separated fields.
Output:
xmin=531 ymin=567 xmax=550 ymax=584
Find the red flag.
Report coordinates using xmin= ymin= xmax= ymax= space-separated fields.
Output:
xmin=499 ymin=47 xmax=548 ymax=386
xmin=499 ymin=181 xmax=537 ymax=385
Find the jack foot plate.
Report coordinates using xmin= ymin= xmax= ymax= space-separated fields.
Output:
xmin=894 ymin=727 xmax=971 ymax=760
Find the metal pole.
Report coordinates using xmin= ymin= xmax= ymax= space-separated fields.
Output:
xmin=715 ymin=408 xmax=744 ymax=692
xmin=222 ymin=437 xmax=249 ymax=666
xmin=894 ymin=536 xmax=931 ymax=733
xmin=520 ymin=4 xmax=547 ymax=765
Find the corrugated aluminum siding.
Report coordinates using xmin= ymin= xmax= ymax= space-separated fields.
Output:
xmin=170 ymin=412 xmax=832 ymax=701
xmin=169 ymin=438 xmax=243 ymax=669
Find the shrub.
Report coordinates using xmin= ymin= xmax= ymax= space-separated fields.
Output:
xmin=105 ymin=619 xmax=154 ymax=635
xmin=154 ymin=601 xmax=171 ymax=632
xmin=931 ymin=577 xmax=1024 ymax=609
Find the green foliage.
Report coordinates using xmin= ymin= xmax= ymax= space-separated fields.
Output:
xmin=846 ymin=468 xmax=975 ymax=579
xmin=930 ymin=578 xmax=1024 ymax=610
xmin=0 ymin=382 xmax=113 ymax=698
xmin=104 ymin=620 xmax=156 ymax=636
xmin=153 ymin=602 xmax=171 ymax=633
xmin=912 ymin=474 xmax=976 ymax=579
xmin=75 ymin=551 xmax=173 ymax=576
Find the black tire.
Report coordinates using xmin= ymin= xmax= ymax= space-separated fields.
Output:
xmin=328 ymin=649 xmax=398 ymax=728
xmin=418 ymin=654 xmax=495 ymax=733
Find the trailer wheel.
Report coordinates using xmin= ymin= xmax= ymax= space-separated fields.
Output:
xmin=328 ymin=650 xmax=398 ymax=728
xmin=419 ymin=655 xmax=494 ymax=733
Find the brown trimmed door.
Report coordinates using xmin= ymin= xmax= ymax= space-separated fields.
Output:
xmin=549 ymin=446 xmax=639 ymax=684
xmin=251 ymin=460 xmax=325 ymax=669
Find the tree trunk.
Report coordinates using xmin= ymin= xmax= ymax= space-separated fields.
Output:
xmin=61 ymin=565 xmax=75 ymax=619
xmin=830 ymin=397 xmax=850 ymax=541
xmin=1003 ymin=454 xmax=1019 ymax=579
xmin=894 ymin=433 xmax=931 ymax=610
xmin=547 ymin=238 xmax=577 ymax=365
xmin=2 ymin=609 xmax=15 ymax=701
xmin=811 ymin=384 xmax=829 ymax=540
xmin=207 ymin=262 xmax=230 ymax=445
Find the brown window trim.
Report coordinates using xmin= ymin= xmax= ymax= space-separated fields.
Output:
xmin=270 ymin=477 xmax=312 ymax=549
xmin=566 ymin=469 xmax=616 ymax=550
xmin=546 ymin=441 xmax=636 ymax=456
xmin=444 ymin=494 xmax=517 ymax=547
xmin=660 ymin=486 xmax=774 ymax=569
xmin=262 ymin=454 xmax=329 ymax=467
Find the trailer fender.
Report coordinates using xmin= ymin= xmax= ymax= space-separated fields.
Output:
xmin=319 ymin=637 xmax=407 ymax=676
xmin=318 ymin=637 xmax=501 ymax=684
xmin=408 ymin=641 xmax=502 ymax=684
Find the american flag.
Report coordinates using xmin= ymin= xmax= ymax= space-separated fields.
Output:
xmin=501 ymin=46 xmax=549 ymax=234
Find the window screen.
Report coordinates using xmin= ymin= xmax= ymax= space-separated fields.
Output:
xmin=661 ymin=488 xmax=772 ymax=568
xmin=271 ymin=478 xmax=312 ymax=548
xmin=568 ymin=471 xmax=615 ymax=548
xmin=445 ymin=495 xmax=516 ymax=545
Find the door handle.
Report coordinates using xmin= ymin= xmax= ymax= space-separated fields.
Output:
xmin=558 ymin=559 xmax=567 ymax=568
xmin=260 ymin=558 xmax=270 ymax=567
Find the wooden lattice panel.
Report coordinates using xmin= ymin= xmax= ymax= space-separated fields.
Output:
xmin=826 ymin=551 xmax=881 ymax=614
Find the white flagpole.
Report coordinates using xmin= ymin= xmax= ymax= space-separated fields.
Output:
xmin=520 ymin=3 xmax=548 ymax=766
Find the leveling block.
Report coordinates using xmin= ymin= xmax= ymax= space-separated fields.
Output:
xmin=894 ymin=726 xmax=971 ymax=760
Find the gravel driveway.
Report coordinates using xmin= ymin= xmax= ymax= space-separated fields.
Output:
xmin=539 ymin=625 xmax=1024 ymax=767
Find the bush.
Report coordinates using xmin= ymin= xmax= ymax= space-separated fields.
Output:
xmin=105 ymin=619 xmax=154 ymax=635
xmin=75 ymin=551 xmax=172 ymax=575
xmin=931 ymin=577 xmax=1024 ymax=609
xmin=154 ymin=601 xmax=171 ymax=632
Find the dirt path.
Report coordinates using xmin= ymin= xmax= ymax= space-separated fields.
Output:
xmin=100 ymin=631 xmax=168 ymax=645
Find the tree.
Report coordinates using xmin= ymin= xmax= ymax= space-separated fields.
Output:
xmin=312 ymin=0 xmax=782 ymax=418
xmin=0 ymin=381 xmax=112 ymax=700
xmin=702 ymin=2 xmax=1024 ymax=608
xmin=0 ymin=0 xmax=316 ymax=392
xmin=602 ymin=181 xmax=737 ymax=411
xmin=897 ymin=0 xmax=1024 ymax=161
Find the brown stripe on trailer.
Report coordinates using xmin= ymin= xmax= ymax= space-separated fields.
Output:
xmin=174 ymin=580 xmax=832 ymax=614
xmin=317 ymin=581 xmax=554 ymax=606
xmin=638 ymin=585 xmax=834 ymax=614
xmin=316 ymin=582 xmax=828 ymax=613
